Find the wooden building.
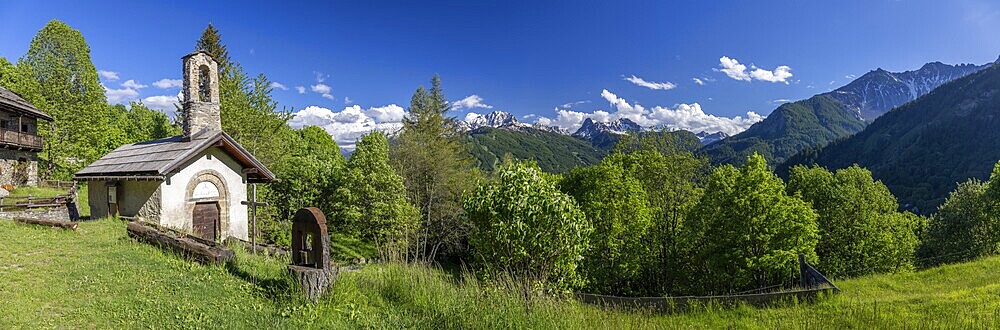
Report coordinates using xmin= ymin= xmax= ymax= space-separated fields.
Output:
xmin=0 ymin=86 xmax=52 ymax=187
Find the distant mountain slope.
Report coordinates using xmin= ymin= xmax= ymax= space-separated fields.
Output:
xmin=572 ymin=118 xmax=642 ymax=150
xmin=703 ymin=59 xmax=992 ymax=166
xmin=703 ymin=95 xmax=865 ymax=165
xmin=467 ymin=126 xmax=604 ymax=173
xmin=780 ymin=62 xmax=1000 ymax=214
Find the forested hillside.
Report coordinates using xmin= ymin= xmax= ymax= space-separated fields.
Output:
xmin=703 ymin=95 xmax=864 ymax=165
xmin=466 ymin=126 xmax=604 ymax=173
xmin=781 ymin=63 xmax=1000 ymax=214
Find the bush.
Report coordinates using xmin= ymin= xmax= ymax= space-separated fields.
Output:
xmin=464 ymin=161 xmax=592 ymax=293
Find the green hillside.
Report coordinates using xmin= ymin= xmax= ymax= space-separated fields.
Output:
xmin=3 ymin=218 xmax=999 ymax=328
xmin=466 ymin=127 xmax=605 ymax=173
xmin=703 ymin=95 xmax=866 ymax=166
xmin=781 ymin=63 xmax=1000 ymax=214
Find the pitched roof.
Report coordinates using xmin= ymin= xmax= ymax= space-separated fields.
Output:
xmin=74 ymin=130 xmax=276 ymax=183
xmin=0 ymin=86 xmax=53 ymax=121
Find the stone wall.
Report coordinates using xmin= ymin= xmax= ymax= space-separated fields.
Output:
xmin=181 ymin=52 xmax=221 ymax=138
xmin=0 ymin=148 xmax=39 ymax=187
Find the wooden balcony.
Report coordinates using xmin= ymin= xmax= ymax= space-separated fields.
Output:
xmin=0 ymin=128 xmax=43 ymax=150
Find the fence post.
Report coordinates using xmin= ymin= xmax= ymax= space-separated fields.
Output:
xmin=798 ymin=253 xmax=807 ymax=288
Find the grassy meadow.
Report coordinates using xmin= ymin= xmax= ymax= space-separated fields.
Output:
xmin=1 ymin=218 xmax=999 ymax=329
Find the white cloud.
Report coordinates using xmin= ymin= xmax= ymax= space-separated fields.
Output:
xmin=535 ymin=89 xmax=764 ymax=136
xmin=311 ymin=83 xmax=333 ymax=99
xmin=270 ymin=82 xmax=289 ymax=90
xmin=845 ymin=74 xmax=856 ymax=79
xmin=142 ymin=91 xmax=182 ymax=113
xmin=829 ymin=80 xmax=837 ymax=85
xmin=717 ymin=56 xmax=752 ymax=81
xmin=296 ymin=86 xmax=306 ymax=94
xmin=152 ymin=78 xmax=182 ymax=89
xmin=692 ymin=77 xmax=706 ymax=85
xmin=344 ymin=97 xmax=352 ymax=104
xmin=560 ymin=100 xmax=590 ymax=108
xmin=717 ymin=56 xmax=793 ymax=83
xmin=103 ymin=84 xmax=139 ymax=104
xmin=452 ymin=95 xmax=493 ymax=111
xmin=121 ymin=79 xmax=147 ymax=89
xmin=624 ymin=75 xmax=677 ymax=90
xmin=288 ymin=104 xmax=407 ymax=150
xmin=98 ymin=70 xmax=119 ymax=81
xmin=772 ymin=99 xmax=794 ymax=104
xmin=749 ymin=65 xmax=793 ymax=84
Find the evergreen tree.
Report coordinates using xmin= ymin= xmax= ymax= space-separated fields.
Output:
xmin=392 ymin=75 xmax=473 ymax=262
xmin=333 ymin=132 xmax=418 ymax=260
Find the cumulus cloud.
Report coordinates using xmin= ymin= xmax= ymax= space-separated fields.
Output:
xmin=288 ymin=104 xmax=407 ymax=150
xmin=717 ymin=56 xmax=793 ymax=83
xmin=296 ymin=86 xmax=306 ymax=94
xmin=121 ymin=80 xmax=147 ymax=89
xmin=344 ymin=96 xmax=352 ymax=104
xmin=560 ymin=100 xmax=590 ymax=108
xmin=717 ymin=56 xmax=752 ymax=81
xmin=142 ymin=91 xmax=183 ymax=113
xmin=624 ymin=75 xmax=677 ymax=90
xmin=692 ymin=77 xmax=706 ymax=85
xmin=270 ymin=82 xmax=289 ymax=90
xmin=311 ymin=83 xmax=333 ymax=99
xmin=535 ymin=89 xmax=764 ymax=136
xmin=103 ymin=84 xmax=139 ymax=104
xmin=452 ymin=95 xmax=493 ymax=111
xmin=750 ymin=65 xmax=793 ymax=84
xmin=98 ymin=70 xmax=119 ymax=81
xmin=152 ymin=78 xmax=182 ymax=89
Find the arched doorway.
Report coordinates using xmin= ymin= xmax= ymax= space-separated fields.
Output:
xmin=186 ymin=171 xmax=229 ymax=241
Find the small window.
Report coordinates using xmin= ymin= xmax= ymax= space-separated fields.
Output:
xmin=21 ymin=124 xmax=28 ymax=133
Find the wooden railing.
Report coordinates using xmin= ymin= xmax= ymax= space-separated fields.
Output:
xmin=0 ymin=128 xmax=42 ymax=150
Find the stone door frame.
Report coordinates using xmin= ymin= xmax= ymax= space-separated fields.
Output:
xmin=184 ymin=170 xmax=229 ymax=241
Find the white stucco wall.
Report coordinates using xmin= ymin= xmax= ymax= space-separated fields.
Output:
xmin=159 ymin=147 xmax=249 ymax=240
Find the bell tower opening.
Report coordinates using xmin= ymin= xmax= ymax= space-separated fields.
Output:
xmin=181 ymin=50 xmax=221 ymax=139
xmin=198 ymin=65 xmax=212 ymax=102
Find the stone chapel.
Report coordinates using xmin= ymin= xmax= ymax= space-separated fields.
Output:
xmin=75 ymin=50 xmax=275 ymax=241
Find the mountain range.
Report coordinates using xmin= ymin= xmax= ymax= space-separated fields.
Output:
xmin=779 ymin=61 xmax=1000 ymax=214
xmin=703 ymin=58 xmax=995 ymax=165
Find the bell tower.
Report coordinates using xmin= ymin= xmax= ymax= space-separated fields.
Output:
xmin=181 ymin=50 xmax=221 ymax=140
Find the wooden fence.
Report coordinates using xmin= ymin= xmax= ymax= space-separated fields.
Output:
xmin=575 ymin=254 xmax=839 ymax=313
xmin=40 ymin=180 xmax=76 ymax=189
xmin=0 ymin=194 xmax=71 ymax=211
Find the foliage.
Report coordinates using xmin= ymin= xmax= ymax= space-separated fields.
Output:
xmin=559 ymin=162 xmax=652 ymax=296
xmin=113 ymin=102 xmax=180 ymax=143
xmin=17 ymin=20 xmax=125 ymax=179
xmin=332 ymin=131 xmax=418 ymax=259
xmin=688 ymin=153 xmax=819 ymax=294
xmin=467 ymin=126 xmax=603 ymax=173
xmin=268 ymin=126 xmax=345 ymax=230
xmin=787 ymin=165 xmax=923 ymax=277
xmin=703 ymin=95 xmax=865 ymax=166
xmin=780 ymin=64 xmax=1000 ymax=214
xmin=464 ymin=161 xmax=592 ymax=292
xmin=391 ymin=75 xmax=473 ymax=262
xmin=918 ymin=161 xmax=1000 ymax=266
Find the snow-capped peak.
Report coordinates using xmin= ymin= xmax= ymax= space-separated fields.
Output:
xmin=695 ymin=131 xmax=729 ymax=145
xmin=572 ymin=118 xmax=641 ymax=138
xmin=461 ymin=111 xmax=529 ymax=130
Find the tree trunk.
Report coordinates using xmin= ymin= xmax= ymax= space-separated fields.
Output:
xmin=126 ymin=221 xmax=234 ymax=264
xmin=14 ymin=217 xmax=77 ymax=230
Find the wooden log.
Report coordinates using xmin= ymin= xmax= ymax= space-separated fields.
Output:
xmin=126 ymin=221 xmax=234 ymax=264
xmin=13 ymin=217 xmax=78 ymax=230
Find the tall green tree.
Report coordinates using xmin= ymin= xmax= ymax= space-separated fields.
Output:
xmin=465 ymin=161 xmax=591 ymax=293
xmin=787 ymin=165 xmax=923 ymax=277
xmin=114 ymin=101 xmax=180 ymax=143
xmin=689 ymin=153 xmax=819 ymax=294
xmin=560 ymin=162 xmax=652 ymax=296
xmin=606 ymin=131 xmax=709 ymax=295
xmin=18 ymin=20 xmax=124 ymax=178
xmin=392 ymin=75 xmax=473 ymax=262
xmin=333 ymin=132 xmax=418 ymax=260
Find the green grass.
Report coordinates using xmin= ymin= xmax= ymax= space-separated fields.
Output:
xmin=2 ymin=218 xmax=999 ymax=328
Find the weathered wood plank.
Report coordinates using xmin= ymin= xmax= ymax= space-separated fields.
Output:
xmin=13 ymin=217 xmax=77 ymax=230
xmin=126 ymin=221 xmax=234 ymax=264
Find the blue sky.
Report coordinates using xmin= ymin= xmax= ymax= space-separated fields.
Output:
xmin=2 ymin=0 xmax=999 ymax=147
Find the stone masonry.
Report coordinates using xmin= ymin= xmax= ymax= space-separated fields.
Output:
xmin=181 ymin=51 xmax=221 ymax=139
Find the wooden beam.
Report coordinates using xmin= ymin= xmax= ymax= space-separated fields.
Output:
xmin=14 ymin=217 xmax=77 ymax=230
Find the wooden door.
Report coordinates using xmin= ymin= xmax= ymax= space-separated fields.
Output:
xmin=193 ymin=202 xmax=220 ymax=240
